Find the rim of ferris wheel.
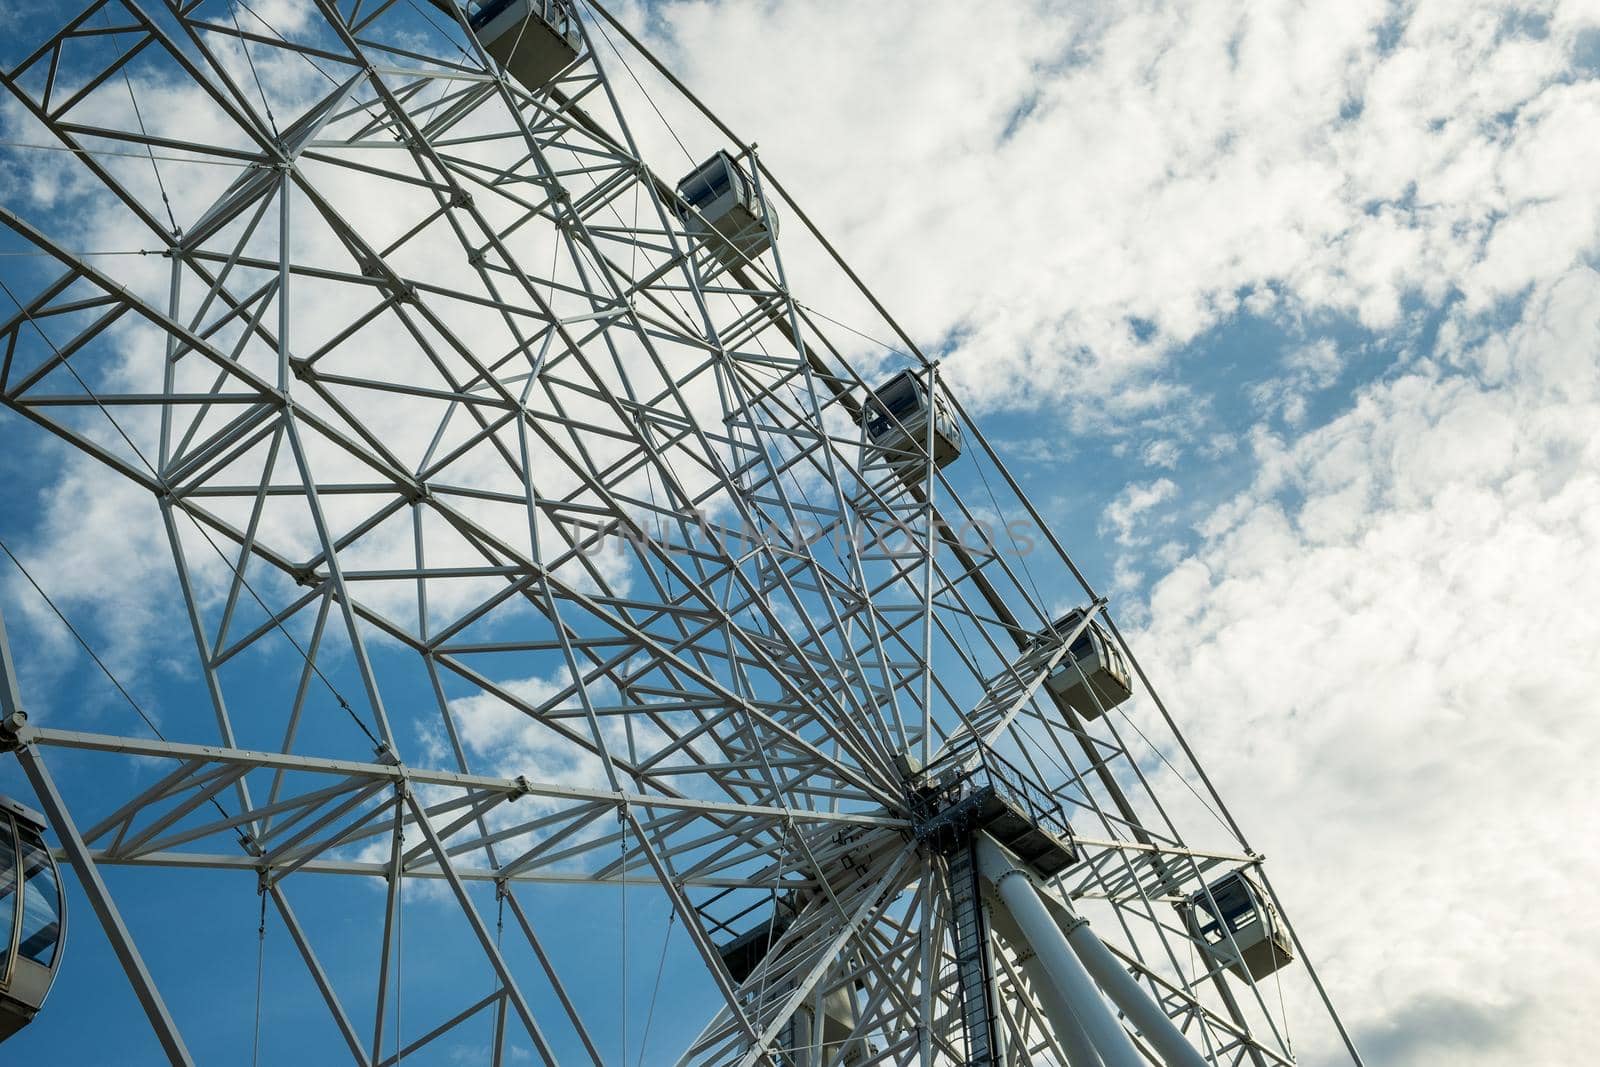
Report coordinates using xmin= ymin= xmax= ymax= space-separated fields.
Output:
xmin=1036 ymin=607 xmax=1134 ymax=722
xmin=468 ymin=0 xmax=583 ymax=90
xmin=863 ymin=369 xmax=964 ymax=477
xmin=0 ymin=792 xmax=66 ymax=1042
xmin=1184 ymin=869 xmax=1297 ymax=983
xmin=676 ymin=150 xmax=781 ymax=267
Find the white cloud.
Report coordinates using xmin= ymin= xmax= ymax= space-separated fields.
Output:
xmin=1142 ymin=438 xmax=1184 ymax=468
xmin=1135 ymin=266 xmax=1600 ymax=1064
xmin=1102 ymin=477 xmax=1180 ymax=547
xmin=1 ymin=446 xmax=176 ymax=711
xmin=447 ymin=671 xmax=611 ymax=792
xmin=1251 ymin=337 xmax=1349 ymax=425
xmin=627 ymin=0 xmax=1600 ymax=429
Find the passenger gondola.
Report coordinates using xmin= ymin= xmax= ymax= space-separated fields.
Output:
xmin=0 ymin=794 xmax=64 ymax=1041
xmin=1040 ymin=608 xmax=1132 ymax=720
xmin=1184 ymin=869 xmax=1295 ymax=982
xmin=863 ymin=369 xmax=963 ymax=477
xmin=676 ymin=150 xmax=779 ymax=265
xmin=468 ymin=0 xmax=581 ymax=90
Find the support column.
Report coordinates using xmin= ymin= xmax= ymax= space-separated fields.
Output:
xmin=976 ymin=836 xmax=1142 ymax=1067
xmin=978 ymin=834 xmax=1213 ymax=1067
xmin=1014 ymin=951 xmax=1103 ymax=1067
xmin=1062 ymin=920 xmax=1209 ymax=1067
xmin=790 ymin=1002 xmax=816 ymax=1067
xmin=986 ymin=899 xmax=1103 ymax=1067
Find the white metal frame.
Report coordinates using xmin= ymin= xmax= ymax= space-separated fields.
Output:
xmin=0 ymin=0 xmax=1365 ymax=1063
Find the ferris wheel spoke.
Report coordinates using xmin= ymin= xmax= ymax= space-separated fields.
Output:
xmin=824 ymin=890 xmax=952 ymax=1064
xmin=419 ymin=498 xmax=898 ymax=800
xmin=684 ymin=839 xmax=919 ymax=1067
xmin=398 ymin=786 xmax=564 ymax=1063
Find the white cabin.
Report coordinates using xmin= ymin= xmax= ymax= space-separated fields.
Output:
xmin=1185 ymin=870 xmax=1295 ymax=982
xmin=469 ymin=0 xmax=580 ymax=90
xmin=864 ymin=369 xmax=962 ymax=476
xmin=0 ymin=796 xmax=64 ymax=1041
xmin=676 ymin=151 xmax=778 ymax=265
xmin=1040 ymin=608 xmax=1132 ymax=720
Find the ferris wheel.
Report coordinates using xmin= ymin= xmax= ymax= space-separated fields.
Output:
xmin=0 ymin=1 xmax=1369 ymax=1064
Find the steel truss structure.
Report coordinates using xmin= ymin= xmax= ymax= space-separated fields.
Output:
xmin=0 ymin=0 xmax=1364 ymax=1064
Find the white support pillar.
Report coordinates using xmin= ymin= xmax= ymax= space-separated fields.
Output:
xmin=983 ymin=888 xmax=1102 ymax=1067
xmin=978 ymin=834 xmax=1213 ymax=1067
xmin=791 ymin=1002 xmax=816 ymax=1067
xmin=1014 ymin=948 xmax=1105 ymax=1067
xmin=976 ymin=836 xmax=1143 ymax=1067
xmin=1061 ymin=919 xmax=1209 ymax=1067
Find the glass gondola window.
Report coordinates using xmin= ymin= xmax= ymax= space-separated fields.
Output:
xmin=0 ymin=817 xmax=14 ymax=979
xmin=16 ymin=832 xmax=60 ymax=967
xmin=867 ymin=374 xmax=920 ymax=435
xmin=468 ymin=0 xmax=511 ymax=29
xmin=1192 ymin=874 xmax=1257 ymax=937
xmin=680 ymin=159 xmax=737 ymax=212
xmin=0 ymin=797 xmax=65 ymax=1041
xmin=469 ymin=0 xmax=577 ymax=36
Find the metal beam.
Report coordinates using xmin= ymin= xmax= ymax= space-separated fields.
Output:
xmin=4 ymin=737 xmax=196 ymax=1065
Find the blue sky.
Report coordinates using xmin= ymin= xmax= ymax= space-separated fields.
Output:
xmin=3 ymin=0 xmax=1600 ymax=1064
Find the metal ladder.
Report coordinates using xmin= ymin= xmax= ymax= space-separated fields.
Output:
xmin=947 ymin=840 xmax=998 ymax=1066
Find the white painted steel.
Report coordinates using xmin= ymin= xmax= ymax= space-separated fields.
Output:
xmin=976 ymin=836 xmax=1142 ymax=1067
xmin=0 ymin=0 xmax=1365 ymax=1060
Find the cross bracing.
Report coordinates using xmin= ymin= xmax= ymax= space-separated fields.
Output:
xmin=0 ymin=0 xmax=1364 ymax=1064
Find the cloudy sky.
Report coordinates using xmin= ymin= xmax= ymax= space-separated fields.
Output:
xmin=2 ymin=0 xmax=1598 ymax=1064
xmin=619 ymin=3 xmax=1600 ymax=1062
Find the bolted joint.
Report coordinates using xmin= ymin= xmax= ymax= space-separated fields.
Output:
xmin=1058 ymin=913 xmax=1090 ymax=937
xmin=0 ymin=710 xmax=28 ymax=750
xmin=990 ymin=866 xmax=1033 ymax=893
xmin=450 ymin=188 xmax=473 ymax=209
